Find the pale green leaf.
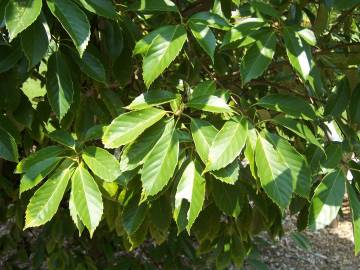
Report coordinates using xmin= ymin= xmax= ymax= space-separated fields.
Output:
xmin=297 ymin=28 xmax=316 ymax=46
xmin=82 ymin=146 xmax=120 ymax=182
xmin=347 ymin=182 xmax=360 ymax=255
xmin=102 ymin=108 xmax=166 ymax=148
xmin=211 ymin=160 xmax=239 ymax=185
xmin=257 ymin=94 xmax=317 ymax=120
xmin=46 ymin=51 xmax=74 ymax=120
xmin=47 ymin=0 xmax=90 ymax=57
xmin=120 ymin=120 xmax=165 ymax=171
xmin=5 ymin=0 xmax=42 ymax=40
xmin=126 ymin=90 xmax=176 ymax=110
xmin=174 ymin=159 xmax=205 ymax=233
xmin=283 ymin=27 xmax=313 ymax=80
xmin=24 ymin=160 xmax=75 ymax=228
xmin=71 ymin=163 xmax=103 ymax=237
xmin=244 ymin=126 xmax=257 ymax=178
xmin=187 ymin=95 xmax=233 ymax=113
xmin=255 ymin=134 xmax=293 ymax=210
xmin=191 ymin=118 xmax=217 ymax=163
xmin=190 ymin=81 xmax=216 ymax=100
xmin=240 ymin=30 xmax=276 ymax=85
xmin=205 ymin=117 xmax=248 ymax=171
xmin=141 ymin=118 xmax=179 ymax=197
xmin=16 ymin=146 xmax=64 ymax=174
xmin=189 ymin=22 xmax=216 ymax=62
xmin=19 ymin=157 xmax=63 ymax=195
xmin=69 ymin=188 xmax=85 ymax=236
xmin=308 ymin=170 xmax=345 ymax=230
xmin=141 ymin=24 xmax=187 ymax=88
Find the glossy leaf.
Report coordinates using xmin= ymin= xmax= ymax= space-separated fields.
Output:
xmin=0 ymin=127 xmax=18 ymax=162
xmin=205 ymin=117 xmax=248 ymax=171
xmin=347 ymin=182 xmax=360 ymax=255
xmin=189 ymin=22 xmax=216 ymax=62
xmin=211 ymin=180 xmax=243 ymax=217
xmin=82 ymin=146 xmax=120 ymax=182
xmin=79 ymin=51 xmax=107 ymax=83
xmin=308 ymin=170 xmax=345 ymax=230
xmin=5 ymin=0 xmax=42 ymax=40
xmin=189 ymin=11 xmax=230 ymax=30
xmin=174 ymin=159 xmax=205 ymax=233
xmin=126 ymin=90 xmax=176 ymax=110
xmin=47 ymin=0 xmax=90 ymax=57
xmin=141 ymin=119 xmax=179 ymax=197
xmin=24 ymin=160 xmax=75 ymax=228
xmin=71 ymin=163 xmax=103 ymax=237
xmin=102 ymin=108 xmax=166 ymax=148
xmin=47 ymin=130 xmax=76 ymax=149
xmin=79 ymin=0 xmax=117 ymax=19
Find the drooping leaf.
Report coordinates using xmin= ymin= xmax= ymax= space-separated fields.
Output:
xmin=82 ymin=146 xmax=120 ymax=182
xmin=205 ymin=117 xmax=248 ymax=171
xmin=141 ymin=119 xmax=179 ymax=197
xmin=24 ymin=160 xmax=75 ymax=228
xmin=174 ymin=159 xmax=205 ymax=233
xmin=255 ymin=134 xmax=293 ymax=210
xmin=120 ymin=120 xmax=166 ymax=171
xmin=71 ymin=163 xmax=103 ymax=237
xmin=102 ymin=108 xmax=166 ymax=148
xmin=0 ymin=127 xmax=18 ymax=162
xmin=122 ymin=194 xmax=148 ymax=235
xmin=21 ymin=16 xmax=50 ymax=68
xmin=140 ymin=24 xmax=187 ymax=88
xmin=191 ymin=118 xmax=217 ymax=163
xmin=16 ymin=146 xmax=64 ymax=174
xmin=189 ymin=11 xmax=230 ymax=30
xmin=266 ymin=132 xmax=311 ymax=199
xmin=46 ymin=51 xmax=74 ymax=120
xmin=190 ymin=81 xmax=217 ymax=100
xmin=240 ymin=30 xmax=276 ymax=85
xmin=78 ymin=50 xmax=107 ymax=83
xmin=187 ymin=95 xmax=233 ymax=113
xmin=47 ymin=130 xmax=76 ymax=149
xmin=78 ymin=0 xmax=117 ymax=19
xmin=297 ymin=28 xmax=316 ymax=46
xmin=47 ymin=0 xmax=90 ymax=57
xmin=69 ymin=187 xmax=85 ymax=236
xmin=251 ymin=0 xmax=280 ymax=18
xmin=257 ymin=94 xmax=317 ymax=120
xmin=308 ymin=170 xmax=345 ymax=230
xmin=126 ymin=90 xmax=176 ymax=110
xmin=324 ymin=77 xmax=350 ymax=118
xmin=0 ymin=42 xmax=23 ymax=73
xmin=5 ymin=0 xmax=42 ymax=40
xmin=283 ymin=27 xmax=313 ymax=80
xmin=189 ymin=21 xmax=216 ymax=62
xmin=347 ymin=182 xmax=360 ymax=255
xmin=211 ymin=160 xmax=240 ymax=185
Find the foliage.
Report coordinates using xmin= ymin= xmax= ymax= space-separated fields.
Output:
xmin=0 ymin=0 xmax=360 ymax=268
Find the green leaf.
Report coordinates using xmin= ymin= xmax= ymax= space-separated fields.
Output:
xmin=21 ymin=16 xmax=50 ymax=68
xmin=190 ymin=81 xmax=217 ymax=100
xmin=122 ymin=195 xmax=148 ymax=235
xmin=251 ymin=1 xmax=280 ymax=18
xmin=205 ymin=117 xmax=248 ymax=171
xmin=174 ymin=159 xmax=205 ymax=233
xmin=240 ymin=30 xmax=276 ymax=85
xmin=257 ymin=94 xmax=317 ymax=120
xmin=47 ymin=0 xmax=90 ymax=57
xmin=211 ymin=179 xmax=243 ymax=217
xmin=347 ymin=182 xmax=360 ymax=255
xmin=211 ymin=160 xmax=240 ymax=185
xmin=255 ymin=134 xmax=293 ymax=210
xmin=189 ymin=22 xmax=216 ymax=62
xmin=5 ymin=0 xmax=42 ymax=40
xmin=191 ymin=118 xmax=217 ymax=163
xmin=69 ymin=188 xmax=85 ymax=235
xmin=244 ymin=126 xmax=257 ymax=178
xmin=102 ymin=108 xmax=166 ymax=148
xmin=141 ymin=118 xmax=179 ymax=197
xmin=140 ymin=24 xmax=187 ymax=88
xmin=46 ymin=51 xmax=74 ymax=120
xmin=222 ymin=18 xmax=266 ymax=47
xmin=324 ymin=78 xmax=350 ymax=117
xmin=265 ymin=132 xmax=311 ymax=199
xmin=129 ymin=0 xmax=178 ymax=12
xmin=187 ymin=95 xmax=233 ymax=113
xmin=24 ymin=160 xmax=75 ymax=228
xmin=78 ymin=50 xmax=107 ymax=83
xmin=189 ymin=11 xmax=230 ymax=30
xmin=308 ymin=170 xmax=345 ymax=230
xmin=19 ymin=157 xmax=63 ymax=195
xmin=47 ymin=130 xmax=76 ymax=149
xmin=78 ymin=0 xmax=117 ymax=19
xmin=0 ymin=43 xmax=23 ymax=73
xmin=350 ymin=83 xmax=360 ymax=125
xmin=120 ymin=120 xmax=165 ymax=171
xmin=283 ymin=27 xmax=313 ymax=80
xmin=16 ymin=146 xmax=64 ymax=174
xmin=272 ymin=115 xmax=322 ymax=149
xmin=0 ymin=127 xmax=18 ymax=162
xmin=297 ymin=28 xmax=316 ymax=46
xmin=82 ymin=146 xmax=120 ymax=182
xmin=71 ymin=163 xmax=103 ymax=237
xmin=126 ymin=90 xmax=176 ymax=110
